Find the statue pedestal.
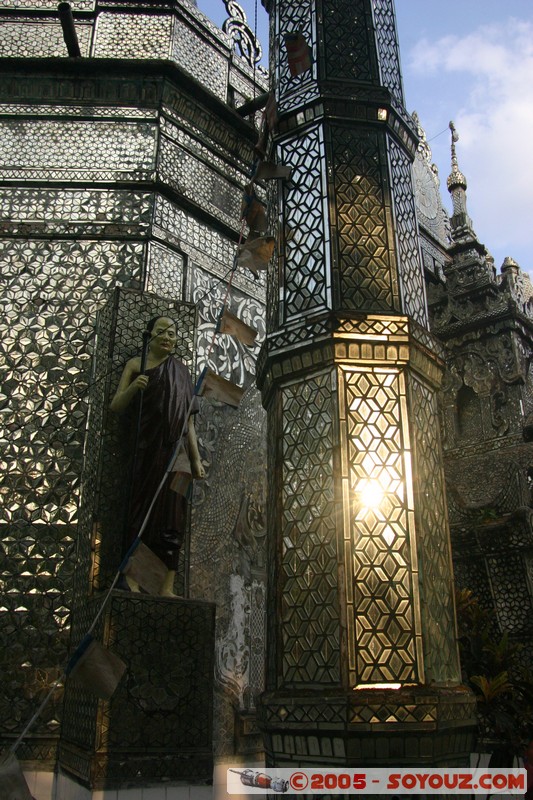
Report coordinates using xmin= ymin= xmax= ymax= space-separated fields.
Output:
xmin=258 ymin=685 xmax=477 ymax=767
xmin=58 ymin=591 xmax=216 ymax=789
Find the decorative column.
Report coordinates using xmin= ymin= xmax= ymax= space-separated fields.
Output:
xmin=256 ymin=0 xmax=476 ymax=766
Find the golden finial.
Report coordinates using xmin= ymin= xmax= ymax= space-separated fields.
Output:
xmin=447 ymin=120 xmax=467 ymax=190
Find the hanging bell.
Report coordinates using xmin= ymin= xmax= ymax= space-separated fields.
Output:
xmin=241 ymin=186 xmax=268 ymax=233
xmin=265 ymin=92 xmax=278 ymax=132
xmin=254 ymin=127 xmax=268 ymax=158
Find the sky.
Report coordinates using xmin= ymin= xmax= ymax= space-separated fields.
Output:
xmin=196 ymin=0 xmax=533 ymax=275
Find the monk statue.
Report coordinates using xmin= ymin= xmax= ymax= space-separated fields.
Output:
xmin=110 ymin=316 xmax=205 ymax=597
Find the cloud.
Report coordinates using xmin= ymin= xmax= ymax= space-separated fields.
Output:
xmin=408 ymin=19 xmax=533 ymax=271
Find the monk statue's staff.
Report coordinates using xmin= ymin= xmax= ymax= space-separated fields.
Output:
xmin=123 ymin=328 xmax=151 ymax=554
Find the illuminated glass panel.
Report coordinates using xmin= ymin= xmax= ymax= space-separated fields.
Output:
xmin=274 ymin=0 xmax=316 ymax=104
xmin=331 ymin=125 xmax=400 ymax=313
xmin=339 ymin=365 xmax=419 ymax=685
xmin=322 ymin=0 xmax=373 ymax=83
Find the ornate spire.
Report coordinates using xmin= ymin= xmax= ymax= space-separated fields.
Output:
xmin=447 ymin=121 xmax=467 ymax=192
xmin=446 ymin=120 xmax=476 ymax=241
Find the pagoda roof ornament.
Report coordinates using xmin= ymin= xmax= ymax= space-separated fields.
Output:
xmin=222 ymin=0 xmax=263 ymax=68
xmin=447 ymin=121 xmax=467 ymax=191
xmin=446 ymin=119 xmax=477 ymax=242
xmin=412 ymin=111 xmax=433 ymax=167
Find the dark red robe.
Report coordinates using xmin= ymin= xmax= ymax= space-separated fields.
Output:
xmin=128 ymin=356 xmax=198 ymax=569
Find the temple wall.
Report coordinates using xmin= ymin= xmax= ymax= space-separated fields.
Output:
xmin=0 ymin=6 xmax=269 ymax=778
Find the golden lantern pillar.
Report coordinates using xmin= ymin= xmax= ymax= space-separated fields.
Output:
xmin=256 ymin=0 xmax=477 ymax=767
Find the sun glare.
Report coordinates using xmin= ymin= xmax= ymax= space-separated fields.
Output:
xmin=357 ymin=479 xmax=384 ymax=510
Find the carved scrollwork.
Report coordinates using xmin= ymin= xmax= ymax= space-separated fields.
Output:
xmin=215 ymin=574 xmax=251 ymax=703
xmin=458 ymin=350 xmax=502 ymax=395
xmin=490 ymin=386 xmax=510 ymax=436
xmin=500 ymin=260 xmax=533 ymax=318
xmin=222 ymin=0 xmax=263 ymax=67
xmin=442 ymin=332 xmax=523 ymax=438
xmin=441 ymin=360 xmax=463 ymax=397
xmin=411 ymin=111 xmax=432 ymax=166
xmin=432 ymin=295 xmax=476 ymax=328
xmin=445 ymin=261 xmax=494 ymax=293
xmin=484 ymin=333 xmax=524 ymax=385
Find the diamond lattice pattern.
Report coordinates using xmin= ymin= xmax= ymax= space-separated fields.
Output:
xmin=388 ymin=138 xmax=427 ymax=327
xmin=331 ymin=126 xmax=399 ymax=313
xmin=372 ymin=0 xmax=405 ymax=107
xmin=281 ymin=373 xmax=340 ymax=685
xmin=322 ymin=0 xmax=373 ymax=83
xmin=280 ymin=126 xmax=330 ymax=321
xmin=341 ymin=366 xmax=419 ymax=684
xmin=409 ymin=377 xmax=461 ymax=682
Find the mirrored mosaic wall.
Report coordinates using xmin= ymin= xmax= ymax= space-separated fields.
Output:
xmin=59 ymin=592 xmax=216 ymax=787
xmin=0 ymin=233 xmax=143 ymax=762
xmin=0 ymin=38 xmax=268 ymax=763
xmin=0 ymin=0 xmax=261 ymax=106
